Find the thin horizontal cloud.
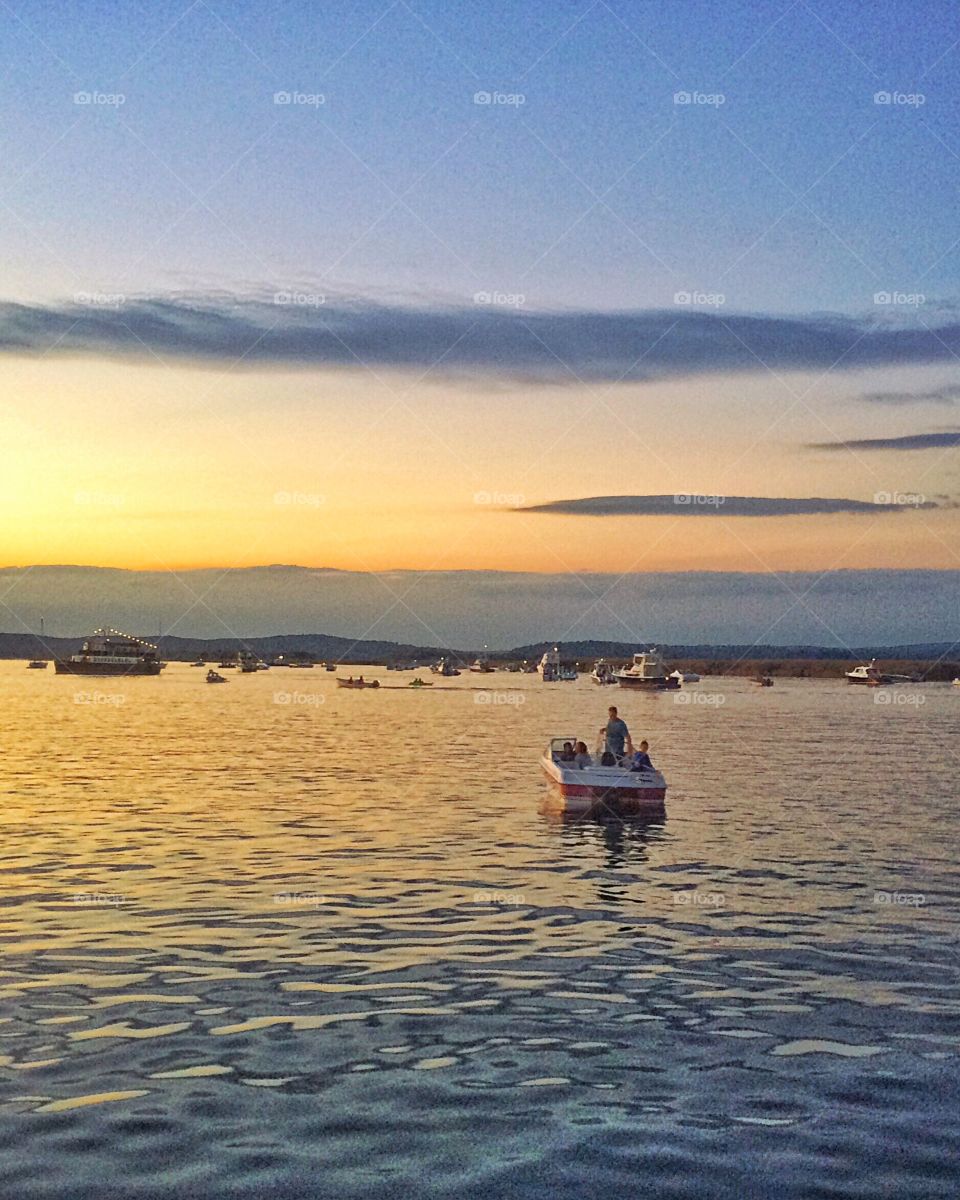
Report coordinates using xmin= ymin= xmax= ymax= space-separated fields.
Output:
xmin=808 ymin=432 xmax=960 ymax=451
xmin=859 ymin=384 xmax=960 ymax=405
xmin=516 ymin=495 xmax=941 ymax=516
xmin=3 ymin=293 xmax=960 ymax=382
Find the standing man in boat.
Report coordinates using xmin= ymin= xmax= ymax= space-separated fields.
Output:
xmin=601 ymin=706 xmax=632 ymax=762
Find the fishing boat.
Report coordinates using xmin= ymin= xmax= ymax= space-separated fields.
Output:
xmin=206 ymin=669 xmax=227 ymax=684
xmin=540 ymin=737 xmax=667 ymax=815
xmin=54 ymin=629 xmax=164 ymax=676
xmin=27 ymin=660 xmax=48 ymax=669
xmin=591 ymin=659 xmax=617 ymax=685
xmin=615 ymin=648 xmax=680 ymax=691
xmin=337 ymin=676 xmax=380 ymax=689
xmin=845 ymin=659 xmax=890 ymax=685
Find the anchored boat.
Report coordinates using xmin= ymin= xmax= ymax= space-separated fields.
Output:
xmin=540 ymin=737 xmax=667 ymax=815
xmin=615 ymin=648 xmax=680 ymax=691
xmin=54 ymin=629 xmax=164 ymax=676
xmin=337 ymin=677 xmax=380 ymax=689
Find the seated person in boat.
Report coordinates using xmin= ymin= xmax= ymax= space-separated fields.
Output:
xmin=600 ymin=707 xmax=632 ymax=761
xmin=574 ymin=741 xmax=592 ymax=768
xmin=630 ymin=740 xmax=653 ymax=771
xmin=558 ymin=741 xmax=576 ymax=762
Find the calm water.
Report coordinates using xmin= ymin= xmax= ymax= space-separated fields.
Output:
xmin=2 ymin=663 xmax=959 ymax=1199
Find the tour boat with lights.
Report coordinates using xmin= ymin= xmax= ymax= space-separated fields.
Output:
xmin=54 ymin=628 xmax=164 ymax=676
xmin=615 ymin=648 xmax=680 ymax=690
xmin=540 ymin=737 xmax=667 ymax=814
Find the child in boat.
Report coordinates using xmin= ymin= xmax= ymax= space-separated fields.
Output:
xmin=630 ymin=740 xmax=653 ymax=771
xmin=574 ymin=741 xmax=592 ymax=768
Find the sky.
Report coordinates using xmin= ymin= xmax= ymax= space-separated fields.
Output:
xmin=1 ymin=0 xmax=959 ymax=641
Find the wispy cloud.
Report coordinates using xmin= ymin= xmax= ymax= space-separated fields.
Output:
xmin=858 ymin=384 xmax=960 ymax=406
xmin=4 ymin=293 xmax=960 ymax=382
xmin=516 ymin=494 xmax=942 ymax=516
xmin=807 ymin=432 xmax=960 ymax=451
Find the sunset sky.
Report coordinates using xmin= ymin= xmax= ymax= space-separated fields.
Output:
xmin=2 ymin=0 xmax=959 ymax=596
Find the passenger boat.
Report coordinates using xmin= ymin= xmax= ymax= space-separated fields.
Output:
xmin=336 ymin=677 xmax=380 ymax=689
xmin=54 ymin=628 xmax=164 ymax=676
xmin=206 ymin=669 xmax=227 ymax=684
xmin=27 ymin=660 xmax=48 ymax=669
xmin=845 ymin=659 xmax=891 ymax=685
xmin=540 ymin=737 xmax=667 ymax=815
xmin=615 ymin=648 xmax=680 ymax=690
xmin=591 ymin=659 xmax=616 ymax=685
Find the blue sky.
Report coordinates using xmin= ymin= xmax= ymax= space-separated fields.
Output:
xmin=3 ymin=0 xmax=959 ymax=311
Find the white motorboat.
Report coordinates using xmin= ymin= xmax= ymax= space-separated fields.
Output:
xmin=431 ymin=657 xmax=461 ymax=677
xmin=669 ymin=668 xmax=700 ymax=684
xmin=591 ymin=659 xmax=617 ymax=685
xmin=845 ymin=660 xmax=890 ymax=685
xmin=615 ymin=648 xmax=680 ymax=690
xmin=540 ymin=737 xmax=667 ymax=815
xmin=469 ymin=657 xmax=494 ymax=673
xmin=537 ymin=646 xmax=560 ymax=681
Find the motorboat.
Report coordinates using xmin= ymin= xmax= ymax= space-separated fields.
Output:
xmin=615 ymin=648 xmax=680 ymax=690
xmin=325 ymin=662 xmax=337 ymax=671
xmin=431 ymin=657 xmax=461 ymax=677
xmin=409 ymin=677 xmax=434 ymax=687
xmin=538 ymin=646 xmax=560 ymax=681
xmin=469 ymin=657 xmax=495 ymax=673
xmin=845 ymin=660 xmax=891 ymax=685
xmin=540 ymin=737 xmax=667 ymax=815
xmin=337 ymin=677 xmax=380 ymax=689
xmin=206 ymin=669 xmax=227 ymax=684
xmin=255 ymin=660 xmax=269 ymax=671
xmin=591 ymin=659 xmax=617 ymax=685
xmin=669 ymin=668 xmax=700 ymax=684
xmin=27 ymin=660 xmax=48 ymax=669
xmin=238 ymin=654 xmax=258 ymax=673
xmin=54 ymin=628 xmax=164 ymax=676
xmin=190 ymin=658 xmax=205 ymax=667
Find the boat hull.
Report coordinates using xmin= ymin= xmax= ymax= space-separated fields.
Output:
xmin=54 ymin=660 xmax=163 ymax=676
xmin=615 ymin=675 xmax=680 ymax=690
xmin=540 ymin=755 xmax=666 ymax=815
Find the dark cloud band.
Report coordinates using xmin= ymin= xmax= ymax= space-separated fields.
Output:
xmin=517 ymin=494 xmax=940 ymax=516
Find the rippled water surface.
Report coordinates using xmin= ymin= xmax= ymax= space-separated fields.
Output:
xmin=2 ymin=663 xmax=959 ymax=1199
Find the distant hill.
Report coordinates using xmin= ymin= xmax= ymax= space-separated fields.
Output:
xmin=2 ymin=631 xmax=956 ymax=667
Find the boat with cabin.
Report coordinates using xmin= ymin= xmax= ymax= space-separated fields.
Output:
xmin=54 ymin=629 xmax=164 ymax=676
xmin=615 ymin=648 xmax=679 ymax=690
xmin=845 ymin=660 xmax=891 ymax=685
xmin=431 ymin=657 xmax=461 ymax=677
xmin=591 ymin=659 xmax=617 ymax=685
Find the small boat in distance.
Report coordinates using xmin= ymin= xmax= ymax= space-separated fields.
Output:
xmin=538 ymin=646 xmax=560 ymax=681
xmin=591 ymin=660 xmax=617 ymax=685
xmin=469 ymin=656 xmax=495 ymax=673
xmin=845 ymin=660 xmax=891 ymax=686
xmin=325 ymin=662 xmax=337 ymax=671
xmin=409 ymin=678 xmax=434 ymax=687
xmin=540 ymin=736 xmax=668 ymax=815
xmin=27 ymin=660 xmax=48 ymax=669
xmin=431 ymin=658 xmax=461 ymax=677
xmin=190 ymin=658 xmax=205 ymax=667
xmin=615 ymin=648 xmax=680 ymax=691
xmin=54 ymin=629 xmax=164 ymax=676
xmin=670 ymin=668 xmax=700 ymax=684
xmin=337 ymin=676 xmax=380 ymax=689
xmin=754 ymin=675 xmax=774 ymax=687
xmin=206 ymin=669 xmax=227 ymax=684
